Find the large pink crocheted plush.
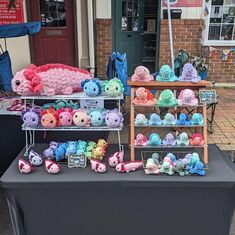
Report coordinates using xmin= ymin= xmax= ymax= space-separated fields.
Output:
xmin=12 ymin=64 xmax=92 ymax=96
xmin=131 ymin=66 xmax=154 ymax=82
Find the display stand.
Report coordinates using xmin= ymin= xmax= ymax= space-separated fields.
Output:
xmin=127 ymin=80 xmax=211 ymax=164
xmin=21 ymin=92 xmax=123 ymax=156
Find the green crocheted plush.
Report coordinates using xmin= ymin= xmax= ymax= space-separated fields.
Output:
xmin=157 ymin=89 xmax=178 ymax=107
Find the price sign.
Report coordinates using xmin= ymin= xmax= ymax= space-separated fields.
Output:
xmin=80 ymin=99 xmax=104 ymax=110
xmin=199 ymin=89 xmax=217 ymax=104
xmin=68 ymin=154 xmax=87 ymax=168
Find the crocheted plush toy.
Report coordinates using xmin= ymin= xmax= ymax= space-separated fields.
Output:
xmin=134 ymin=113 xmax=148 ymax=125
xmin=108 ymin=151 xmax=124 ymax=167
xmin=190 ymin=133 xmax=204 ymax=146
xmin=92 ymin=146 xmax=106 ymax=161
xmin=156 ymin=64 xmax=178 ymax=82
xmin=89 ymin=110 xmax=104 ymax=127
xmin=144 ymin=158 xmax=159 ymax=175
xmin=133 ymin=87 xmax=156 ymax=105
xmin=84 ymin=141 xmax=96 ymax=160
xmin=55 ymin=143 xmax=67 ymax=161
xmin=178 ymin=63 xmax=201 ymax=83
xmin=12 ymin=64 xmax=92 ymax=96
xmin=103 ymin=109 xmax=123 ymax=128
xmin=162 ymin=113 xmax=177 ymax=125
xmin=176 ymin=132 xmax=189 ymax=146
xmin=90 ymin=158 xmax=107 ymax=173
xmin=148 ymin=113 xmax=162 ymax=126
xmin=148 ymin=133 xmax=161 ymax=146
xmin=41 ymin=107 xmax=58 ymax=128
xmin=177 ymin=113 xmax=191 ymax=125
xmin=131 ymin=66 xmax=154 ymax=82
xmin=81 ymin=78 xmax=102 ymax=97
xmin=65 ymin=141 xmax=77 ymax=157
xmin=159 ymin=161 xmax=174 ymax=175
xmin=134 ymin=133 xmax=148 ymax=146
xmin=76 ymin=140 xmax=87 ymax=155
xmin=45 ymin=159 xmax=61 ymax=174
xmin=22 ymin=108 xmax=40 ymax=127
xmin=18 ymin=158 xmax=33 ymax=174
xmin=166 ymin=153 xmax=177 ymax=166
xmin=73 ymin=110 xmax=91 ymax=127
xmin=97 ymin=139 xmax=108 ymax=149
xmin=116 ymin=161 xmax=143 ymax=173
xmin=102 ymin=78 xmax=124 ymax=97
xmin=188 ymin=153 xmax=200 ymax=168
xmin=57 ymin=107 xmax=73 ymax=127
xmin=173 ymin=160 xmax=189 ymax=176
xmin=189 ymin=161 xmax=206 ymax=176
xmin=28 ymin=150 xmax=43 ymax=166
xmin=162 ymin=133 xmax=177 ymax=146
xmin=191 ymin=113 xmax=204 ymax=125
xmin=178 ymin=89 xmax=198 ymax=106
xmin=157 ymin=89 xmax=177 ymax=107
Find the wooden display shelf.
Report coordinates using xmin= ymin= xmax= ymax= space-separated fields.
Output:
xmin=128 ymin=80 xmax=210 ymax=164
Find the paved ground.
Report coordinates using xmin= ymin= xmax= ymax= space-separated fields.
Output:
xmin=0 ymin=88 xmax=235 ymax=235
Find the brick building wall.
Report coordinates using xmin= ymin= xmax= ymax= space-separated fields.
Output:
xmin=95 ymin=19 xmax=112 ymax=78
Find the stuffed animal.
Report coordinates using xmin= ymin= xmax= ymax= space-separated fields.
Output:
xmin=76 ymin=140 xmax=87 ymax=154
xmin=178 ymin=63 xmax=201 ymax=83
xmin=131 ymin=66 xmax=154 ymax=82
xmin=148 ymin=133 xmax=161 ymax=146
xmin=28 ymin=150 xmax=43 ymax=166
xmin=55 ymin=143 xmax=67 ymax=161
xmin=92 ymin=146 xmax=106 ymax=161
xmin=188 ymin=153 xmax=200 ymax=168
xmin=45 ymin=159 xmax=61 ymax=174
xmin=43 ymin=100 xmax=79 ymax=110
xmin=73 ymin=110 xmax=90 ymax=127
xmin=162 ymin=133 xmax=177 ymax=146
xmin=133 ymin=87 xmax=156 ymax=105
xmin=148 ymin=113 xmax=162 ymax=126
xmin=157 ymin=89 xmax=177 ymax=107
xmin=90 ymin=158 xmax=107 ymax=173
xmin=190 ymin=113 xmax=203 ymax=125
xmin=22 ymin=108 xmax=40 ymax=127
xmin=57 ymin=107 xmax=73 ymax=127
xmin=144 ymin=158 xmax=159 ymax=175
xmin=182 ymin=153 xmax=192 ymax=166
xmin=81 ymin=78 xmax=102 ymax=97
xmin=116 ymin=161 xmax=143 ymax=173
xmin=41 ymin=107 xmax=58 ymax=128
xmin=108 ymin=151 xmax=124 ymax=167
xmin=162 ymin=113 xmax=177 ymax=125
xmin=65 ymin=141 xmax=77 ymax=157
xmin=89 ymin=110 xmax=104 ymax=127
xmin=86 ymin=141 xmax=96 ymax=152
xmin=97 ymin=139 xmax=108 ymax=150
xmin=102 ymin=78 xmax=124 ymax=97
xmin=156 ymin=64 xmax=178 ymax=82
xmin=151 ymin=153 xmax=160 ymax=165
xmin=177 ymin=113 xmax=191 ymax=125
xmin=190 ymin=133 xmax=204 ymax=146
xmin=166 ymin=153 xmax=177 ymax=166
xmin=176 ymin=132 xmax=189 ymax=146
xmin=103 ymin=109 xmax=124 ymax=128
xmin=178 ymin=89 xmax=198 ymax=106
xmin=12 ymin=64 xmax=92 ymax=96
xmin=18 ymin=158 xmax=33 ymax=174
xmin=134 ymin=114 xmax=148 ymax=125
xmin=159 ymin=161 xmax=174 ymax=175
xmin=189 ymin=161 xmax=206 ymax=176
xmin=134 ymin=133 xmax=148 ymax=146
xmin=43 ymin=141 xmax=58 ymax=159
xmin=173 ymin=160 xmax=189 ymax=176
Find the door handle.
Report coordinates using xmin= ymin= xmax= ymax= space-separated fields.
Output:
xmin=127 ymin=34 xmax=132 ymax=37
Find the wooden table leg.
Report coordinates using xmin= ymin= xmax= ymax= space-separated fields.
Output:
xmin=203 ymin=105 xmax=208 ymax=164
xmin=130 ymin=87 xmax=135 ymax=161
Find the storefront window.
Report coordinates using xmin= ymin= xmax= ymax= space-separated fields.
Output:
xmin=203 ymin=0 xmax=235 ymax=45
xmin=40 ymin=0 xmax=66 ymax=27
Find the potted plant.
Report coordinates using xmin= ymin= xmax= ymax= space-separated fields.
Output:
xmin=190 ymin=56 xmax=209 ymax=80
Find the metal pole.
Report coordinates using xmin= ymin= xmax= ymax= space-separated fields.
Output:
xmin=167 ymin=0 xmax=175 ymax=69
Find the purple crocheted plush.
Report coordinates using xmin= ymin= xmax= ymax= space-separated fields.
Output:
xmin=178 ymin=63 xmax=201 ymax=83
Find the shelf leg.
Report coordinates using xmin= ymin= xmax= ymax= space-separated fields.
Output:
xmin=117 ymin=130 xmax=121 ymax=152
xmin=130 ymin=87 xmax=135 ymax=161
xmin=203 ymin=105 xmax=208 ymax=164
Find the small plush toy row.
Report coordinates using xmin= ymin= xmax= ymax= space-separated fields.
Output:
xmin=131 ymin=64 xmax=201 ymax=83
xmin=81 ymin=77 xmax=124 ymax=97
xmin=135 ymin=132 xmax=204 ymax=147
xmin=22 ymin=108 xmax=124 ymax=129
xmin=144 ymin=152 xmax=206 ymax=176
xmin=133 ymin=88 xmax=199 ymax=107
xmin=135 ymin=112 xmax=204 ymax=126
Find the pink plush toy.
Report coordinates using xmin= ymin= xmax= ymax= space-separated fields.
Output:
xmin=131 ymin=66 xmax=154 ymax=82
xmin=133 ymin=87 xmax=156 ymax=105
xmin=73 ymin=110 xmax=91 ymax=127
xmin=41 ymin=107 xmax=58 ymax=128
xmin=116 ymin=161 xmax=143 ymax=173
xmin=145 ymin=158 xmax=159 ymax=175
xmin=134 ymin=134 xmax=148 ymax=146
xmin=11 ymin=64 xmax=92 ymax=96
xmin=178 ymin=89 xmax=198 ymax=106
xmin=18 ymin=158 xmax=33 ymax=174
xmin=90 ymin=158 xmax=107 ymax=173
xmin=57 ymin=107 xmax=73 ymax=127
xmin=108 ymin=151 xmax=124 ymax=167
xmin=45 ymin=159 xmax=60 ymax=174
xmin=190 ymin=133 xmax=204 ymax=146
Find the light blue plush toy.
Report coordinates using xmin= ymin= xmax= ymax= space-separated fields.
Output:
xmin=191 ymin=113 xmax=204 ymax=125
xmin=65 ymin=141 xmax=77 ymax=157
xmin=76 ymin=140 xmax=87 ymax=155
xmin=156 ymin=65 xmax=178 ymax=82
xmin=55 ymin=143 xmax=67 ymax=161
xmin=148 ymin=113 xmax=162 ymax=126
xmin=188 ymin=152 xmax=200 ymax=167
xmin=189 ymin=161 xmax=206 ymax=176
xmin=81 ymin=78 xmax=102 ymax=97
xmin=89 ymin=110 xmax=104 ymax=127
xmin=148 ymin=133 xmax=162 ymax=146
xmin=177 ymin=113 xmax=191 ymax=125
xmin=134 ymin=114 xmax=148 ymax=125
xmin=166 ymin=152 xmax=177 ymax=164
xmin=176 ymin=132 xmax=189 ymax=146
xmin=162 ymin=113 xmax=177 ymax=125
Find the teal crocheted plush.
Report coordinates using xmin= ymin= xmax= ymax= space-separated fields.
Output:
xmin=157 ymin=89 xmax=178 ymax=107
xmin=156 ymin=65 xmax=178 ymax=82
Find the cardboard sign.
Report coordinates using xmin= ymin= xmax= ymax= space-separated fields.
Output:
xmin=199 ymin=89 xmax=217 ymax=104
xmin=80 ymin=99 xmax=104 ymax=110
xmin=162 ymin=0 xmax=202 ymax=7
xmin=68 ymin=154 xmax=87 ymax=168
xmin=0 ymin=0 xmax=24 ymax=25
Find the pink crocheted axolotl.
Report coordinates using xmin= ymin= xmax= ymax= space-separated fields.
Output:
xmin=12 ymin=64 xmax=92 ymax=96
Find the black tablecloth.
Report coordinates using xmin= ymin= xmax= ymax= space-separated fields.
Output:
xmin=1 ymin=144 xmax=235 ymax=235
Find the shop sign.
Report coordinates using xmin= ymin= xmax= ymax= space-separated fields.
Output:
xmin=162 ymin=0 xmax=203 ymax=7
xmin=0 ymin=0 xmax=24 ymax=25
xmin=80 ymin=99 xmax=104 ymax=110
xmin=68 ymin=154 xmax=87 ymax=168
xmin=199 ymin=89 xmax=217 ymax=104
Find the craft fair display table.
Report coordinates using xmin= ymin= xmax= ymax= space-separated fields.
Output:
xmin=1 ymin=144 xmax=235 ymax=235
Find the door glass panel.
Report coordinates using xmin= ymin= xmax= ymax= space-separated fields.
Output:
xmin=40 ymin=0 xmax=66 ymax=27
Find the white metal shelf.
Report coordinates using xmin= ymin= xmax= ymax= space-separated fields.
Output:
xmin=0 ymin=110 xmax=21 ymax=116
xmin=134 ymin=124 xmax=204 ymax=128
xmin=21 ymin=92 xmax=124 ymax=100
xmin=132 ymin=104 xmax=204 ymax=108
xmin=134 ymin=145 xmax=206 ymax=149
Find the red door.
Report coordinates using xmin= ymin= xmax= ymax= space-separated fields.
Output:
xmin=29 ymin=0 xmax=76 ymax=66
